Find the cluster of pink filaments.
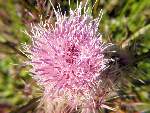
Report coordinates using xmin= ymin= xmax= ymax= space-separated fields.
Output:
xmin=24 ymin=3 xmax=113 ymax=113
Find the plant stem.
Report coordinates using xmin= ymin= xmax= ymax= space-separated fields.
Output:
xmin=121 ymin=24 xmax=150 ymax=48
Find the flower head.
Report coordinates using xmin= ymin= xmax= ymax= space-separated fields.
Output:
xmin=24 ymin=2 xmax=114 ymax=113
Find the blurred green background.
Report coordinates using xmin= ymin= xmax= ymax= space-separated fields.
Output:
xmin=0 ymin=0 xmax=150 ymax=113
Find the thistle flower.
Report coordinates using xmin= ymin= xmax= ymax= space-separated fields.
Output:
xmin=24 ymin=2 xmax=116 ymax=113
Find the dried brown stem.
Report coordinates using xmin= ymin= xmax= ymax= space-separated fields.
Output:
xmin=10 ymin=97 xmax=40 ymax=113
xmin=0 ymin=41 xmax=27 ymax=57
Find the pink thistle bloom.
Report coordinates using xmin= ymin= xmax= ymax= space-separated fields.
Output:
xmin=24 ymin=2 xmax=114 ymax=113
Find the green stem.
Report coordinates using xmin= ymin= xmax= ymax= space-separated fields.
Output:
xmin=121 ymin=24 xmax=150 ymax=48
